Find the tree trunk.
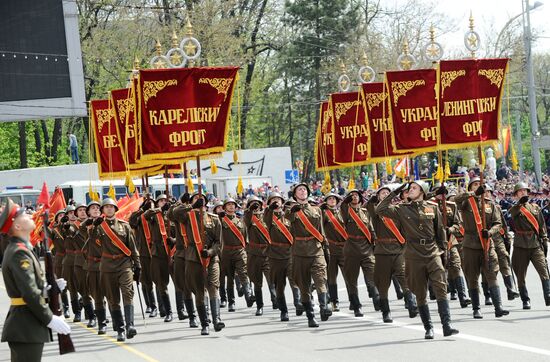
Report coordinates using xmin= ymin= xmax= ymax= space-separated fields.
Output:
xmin=18 ymin=121 xmax=28 ymax=168
xmin=33 ymin=121 xmax=42 ymax=157
xmin=40 ymin=120 xmax=51 ymax=160
xmin=51 ymin=118 xmax=63 ymax=162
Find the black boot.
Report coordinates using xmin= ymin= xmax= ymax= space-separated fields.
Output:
xmin=269 ymin=284 xmax=278 ymax=310
xmin=243 ymin=282 xmax=255 ymax=308
xmin=175 ymin=291 xmax=188 ymax=320
xmin=220 ymin=277 xmax=227 ymax=308
xmin=142 ymin=284 xmax=151 ymax=314
xmin=210 ymin=298 xmax=225 ymax=332
xmin=227 ymin=285 xmax=236 ymax=312
xmin=448 ymin=278 xmax=458 ymax=301
xmin=481 ymin=282 xmax=492 ymax=306
xmin=504 ymin=275 xmax=520 ymax=300
xmin=328 ymin=284 xmax=340 ymax=312
xmin=292 ymin=287 xmax=304 ymax=316
xmin=197 ymin=305 xmax=209 ymax=335
xmin=124 ymin=305 xmax=137 ymax=339
xmin=278 ymin=296 xmax=289 ymax=322
xmin=303 ymin=301 xmax=318 ymax=328
xmin=254 ymin=287 xmax=264 ymax=316
xmin=205 ymin=296 xmax=211 ymax=324
xmin=112 ymin=309 xmax=126 ymax=342
xmin=350 ymin=294 xmax=363 ymax=317
xmin=148 ymin=289 xmax=158 ymax=318
xmin=318 ymin=292 xmax=332 ymax=322
xmin=236 ymin=276 xmax=244 ymax=297
xmin=489 ymin=286 xmax=509 ymax=317
xmin=368 ymin=285 xmax=381 ymax=311
xmin=161 ymin=293 xmax=173 ymax=322
xmin=404 ymin=290 xmax=418 ymax=318
xmin=470 ymin=288 xmax=483 ymax=319
xmin=392 ymin=276 xmax=404 ymax=300
xmin=418 ymin=304 xmax=434 ymax=340
xmin=437 ymin=299 xmax=459 ymax=336
xmin=542 ymin=279 xmax=550 ymax=306
xmin=85 ymin=304 xmax=96 ymax=328
xmin=96 ymin=308 xmax=107 ymax=335
xmin=428 ymin=282 xmax=436 ymax=301
xmin=71 ymin=299 xmax=82 ymax=322
xmin=62 ymin=292 xmax=70 ymax=318
xmin=184 ymin=299 xmax=199 ymax=328
xmin=157 ymin=288 xmax=166 ymax=318
xmin=519 ymin=286 xmax=531 ymax=309
xmin=380 ymin=298 xmax=393 ymax=323
xmin=454 ymin=276 xmax=471 ymax=308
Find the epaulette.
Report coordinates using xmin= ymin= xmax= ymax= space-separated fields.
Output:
xmin=446 ymin=200 xmax=456 ymax=205
xmin=207 ymin=212 xmax=219 ymax=218
xmin=426 ymin=200 xmax=438 ymax=206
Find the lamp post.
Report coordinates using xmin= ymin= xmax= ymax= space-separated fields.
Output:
xmin=493 ymin=1 xmax=543 ymax=56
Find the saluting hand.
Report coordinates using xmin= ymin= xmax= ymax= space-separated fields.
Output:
xmin=481 ymin=229 xmax=490 ymax=239
xmin=82 ymin=218 xmax=93 ymax=227
xmin=249 ymin=202 xmax=260 ymax=211
xmin=319 ymin=203 xmax=328 ymax=210
xmin=343 ymin=195 xmax=353 ymax=204
xmin=161 ymin=203 xmax=171 ymax=212
xmin=475 ymin=185 xmax=485 ymax=196
xmin=435 ymin=185 xmax=447 ymax=196
xmin=290 ymin=204 xmax=301 ymax=213
xmin=60 ymin=215 xmax=69 ymax=223
xmin=180 ymin=192 xmax=190 ymax=204
xmin=394 ymin=182 xmax=408 ymax=194
xmin=192 ymin=198 xmax=204 ymax=209
xmin=519 ymin=196 xmax=529 ymax=204
xmin=269 ymin=202 xmax=279 ymax=210
xmin=93 ymin=216 xmax=104 ymax=226
xmin=218 ymin=211 xmax=226 ymax=219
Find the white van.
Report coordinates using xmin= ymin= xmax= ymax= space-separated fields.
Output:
xmin=0 ymin=187 xmax=41 ymax=209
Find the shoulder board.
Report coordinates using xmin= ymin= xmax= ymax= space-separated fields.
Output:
xmin=207 ymin=212 xmax=219 ymax=218
xmin=117 ymin=219 xmax=130 ymax=225
xmin=426 ymin=200 xmax=438 ymax=206
xmin=446 ymin=200 xmax=456 ymax=205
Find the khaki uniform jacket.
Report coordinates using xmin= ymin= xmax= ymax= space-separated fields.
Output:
xmin=143 ymin=208 xmax=173 ymax=258
xmin=220 ymin=213 xmax=247 ymax=248
xmin=1 ymin=236 xmax=52 ymax=343
xmin=129 ymin=209 xmax=152 ymax=258
xmin=493 ymin=204 xmax=510 ymax=246
xmin=264 ymin=208 xmax=292 ymax=260
xmin=82 ymin=225 xmax=102 ymax=272
xmin=510 ymin=202 xmax=549 ymax=249
xmin=285 ymin=203 xmax=325 ymax=258
xmin=455 ymin=192 xmax=502 ymax=250
xmin=321 ymin=207 xmax=346 ymax=256
xmin=340 ymin=202 xmax=375 ymax=257
xmin=244 ymin=208 xmax=270 ymax=257
xmin=77 ymin=221 xmax=91 ymax=271
xmin=61 ymin=222 xmax=76 ymax=267
xmin=51 ymin=224 xmax=65 ymax=267
xmin=98 ymin=218 xmax=140 ymax=273
xmin=167 ymin=202 xmax=188 ymax=259
xmin=431 ymin=199 xmax=462 ymax=246
xmin=72 ymin=220 xmax=86 ymax=267
xmin=366 ymin=200 xmax=404 ymax=255
xmin=376 ymin=192 xmax=446 ymax=260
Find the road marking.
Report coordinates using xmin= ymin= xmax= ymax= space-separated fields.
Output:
xmin=76 ymin=322 xmax=159 ymax=362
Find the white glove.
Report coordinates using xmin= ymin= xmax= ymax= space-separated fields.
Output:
xmin=56 ymin=278 xmax=67 ymax=291
xmin=47 ymin=315 xmax=71 ymax=335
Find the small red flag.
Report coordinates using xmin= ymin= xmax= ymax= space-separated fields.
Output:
xmin=37 ymin=182 xmax=50 ymax=208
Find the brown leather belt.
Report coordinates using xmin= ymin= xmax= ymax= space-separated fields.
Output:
xmin=294 ymin=236 xmax=316 ymax=241
xmin=87 ymin=256 xmax=101 ymax=262
xmin=515 ymin=230 xmax=534 ymax=235
xmin=249 ymin=242 xmax=268 ymax=248
xmin=223 ymin=244 xmax=244 ymax=251
xmin=409 ymin=238 xmax=435 ymax=245
xmin=327 ymin=239 xmax=345 ymax=246
xmin=348 ymin=234 xmax=367 ymax=240
xmin=102 ymin=252 xmax=126 ymax=260
xmin=270 ymin=241 xmax=291 ymax=248
xmin=375 ymin=238 xmax=398 ymax=243
xmin=56 ymin=252 xmax=65 ymax=257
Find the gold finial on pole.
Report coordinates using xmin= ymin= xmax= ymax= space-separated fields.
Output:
xmin=133 ymin=56 xmax=140 ymax=70
xmin=361 ymin=51 xmax=369 ymax=66
xmin=339 ymin=60 xmax=347 ymax=74
xmin=464 ymin=10 xmax=480 ymax=58
xmin=429 ymin=25 xmax=435 ymax=43
xmin=171 ymin=30 xmax=179 ymax=48
xmin=397 ymin=38 xmax=415 ymax=70
xmin=469 ymin=10 xmax=475 ymax=32
xmin=185 ymin=17 xmax=193 ymax=37
xmin=155 ymin=40 xmax=162 ymax=56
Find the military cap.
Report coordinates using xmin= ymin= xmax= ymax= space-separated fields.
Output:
xmin=223 ymin=198 xmax=237 ymax=208
xmin=101 ymin=198 xmax=119 ymax=212
xmin=0 ymin=199 xmax=24 ymax=234
xmin=410 ymin=180 xmax=430 ymax=196
xmin=513 ymin=182 xmax=530 ymax=195
xmin=467 ymin=177 xmax=481 ymax=191
xmin=155 ymin=194 xmax=168 ymax=203
xmin=323 ymin=192 xmax=341 ymax=202
xmin=267 ymin=192 xmax=285 ymax=205
xmin=292 ymin=182 xmax=311 ymax=198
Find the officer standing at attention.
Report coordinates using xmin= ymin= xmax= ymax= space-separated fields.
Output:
xmin=1 ymin=199 xmax=71 ymax=361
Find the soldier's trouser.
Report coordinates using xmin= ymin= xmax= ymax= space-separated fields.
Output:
xmin=269 ymin=257 xmax=295 ymax=297
xmin=494 ymin=241 xmax=512 ymax=277
xmin=185 ymin=260 xmax=220 ymax=306
xmin=62 ymin=261 xmax=78 ymax=301
xmin=222 ymin=249 xmax=250 ymax=294
xmin=173 ymin=256 xmax=192 ymax=298
xmin=87 ymin=269 xmax=105 ymax=310
xmin=405 ymin=255 xmax=447 ymax=306
xmin=8 ymin=342 xmax=43 ymax=362
xmin=101 ymin=269 xmax=134 ymax=311
xmin=74 ymin=264 xmax=92 ymax=306
xmin=292 ymin=255 xmax=327 ymax=304
xmin=151 ymin=255 xmax=170 ymax=293
xmin=374 ymin=253 xmax=407 ymax=299
xmin=512 ymin=246 xmax=549 ymax=288
xmin=247 ymin=253 xmax=269 ymax=287
xmin=447 ymin=247 xmax=463 ymax=280
xmin=343 ymin=251 xmax=375 ymax=296
xmin=463 ymin=247 xmax=499 ymax=290
xmin=139 ymin=256 xmax=154 ymax=292
xmin=327 ymin=248 xmax=344 ymax=285
xmin=54 ymin=262 xmax=63 ymax=280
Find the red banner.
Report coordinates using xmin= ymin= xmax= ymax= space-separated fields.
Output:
xmin=361 ymin=82 xmax=410 ymax=161
xmin=111 ymin=86 xmax=139 ymax=166
xmin=315 ymin=101 xmax=339 ymax=171
xmin=137 ymin=66 xmax=239 ymax=162
xmin=438 ymin=58 xmax=508 ymax=149
xmin=330 ymin=91 xmax=370 ymax=167
xmin=385 ymin=69 xmax=438 ymax=154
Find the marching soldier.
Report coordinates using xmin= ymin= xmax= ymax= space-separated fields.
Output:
xmin=51 ymin=209 xmax=70 ymax=318
xmin=341 ymin=189 xmax=380 ymax=313
xmin=509 ymin=182 xmax=550 ymax=309
xmin=172 ymin=192 xmax=224 ymax=335
xmin=286 ymin=183 xmax=331 ymax=328
xmin=320 ymin=193 xmax=347 ymax=313
xmin=143 ymin=194 xmax=175 ymax=322
xmin=60 ymin=205 xmax=81 ymax=322
xmin=454 ymin=177 xmax=509 ymax=319
xmin=1 ymin=199 xmax=71 ymax=361
xmin=264 ymin=192 xmax=299 ymax=321
xmin=96 ymin=198 xmax=141 ymax=342
xmin=217 ymin=197 xmax=254 ymax=312
xmin=211 ymin=201 xmax=228 ymax=308
xmin=367 ymin=185 xmax=417 ymax=323
xmin=82 ymin=200 xmax=108 ymax=335
xmin=377 ymin=181 xmax=458 ymax=339
xmin=244 ymin=196 xmax=273 ymax=316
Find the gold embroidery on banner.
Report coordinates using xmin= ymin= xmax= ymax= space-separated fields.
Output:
xmin=96 ymin=108 xmax=114 ymax=133
xmin=334 ymin=100 xmax=360 ymax=122
xmin=478 ymin=69 xmax=504 ymax=88
xmin=441 ymin=70 xmax=466 ymax=96
xmin=198 ymin=78 xmax=233 ymax=100
xmin=142 ymin=79 xmax=178 ymax=106
xmin=366 ymin=92 xmax=388 ymax=112
xmin=322 ymin=102 xmax=333 ymax=129
xmin=116 ymin=98 xmax=135 ymax=123
xmin=390 ymin=80 xmax=425 ymax=106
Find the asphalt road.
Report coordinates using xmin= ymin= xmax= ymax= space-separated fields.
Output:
xmin=1 ymin=262 xmax=550 ymax=362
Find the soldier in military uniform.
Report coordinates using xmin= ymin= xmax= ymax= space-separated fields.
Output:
xmin=244 ymin=196 xmax=273 ymax=316
xmin=172 ymin=192 xmax=224 ymax=335
xmin=82 ymin=200 xmax=108 ymax=335
xmin=509 ymin=182 xmax=550 ymax=309
xmin=319 ymin=193 xmax=346 ymax=313
xmin=217 ymin=197 xmax=254 ymax=312
xmin=1 ymin=199 xmax=71 ymax=361
xmin=454 ymin=178 xmax=509 ymax=319
xmin=368 ymin=184 xmax=417 ymax=323
xmin=264 ymin=192 xmax=299 ymax=321
xmin=51 ymin=209 xmax=70 ymax=318
xmin=286 ymin=183 xmax=331 ymax=328
xmin=377 ymin=181 xmax=458 ymax=339
xmin=211 ymin=201 xmax=228 ymax=307
xmin=96 ymin=198 xmax=141 ymax=342
xmin=341 ymin=189 xmax=380 ymax=313
xmin=60 ymin=205 xmax=82 ymax=322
